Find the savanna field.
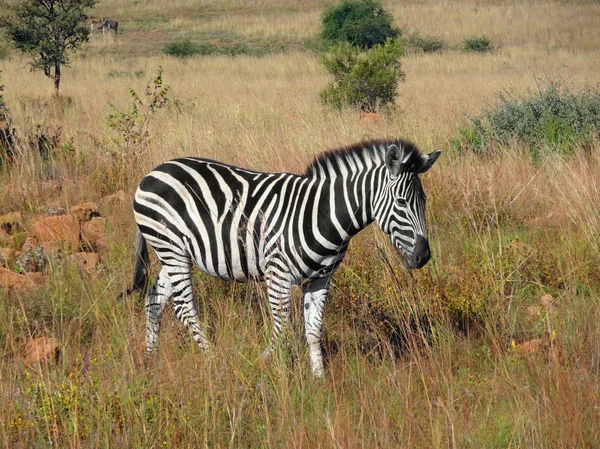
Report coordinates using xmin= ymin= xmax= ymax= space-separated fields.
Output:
xmin=1 ymin=0 xmax=600 ymax=447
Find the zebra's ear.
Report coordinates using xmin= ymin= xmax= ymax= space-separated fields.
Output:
xmin=416 ymin=150 xmax=441 ymax=174
xmin=385 ymin=144 xmax=403 ymax=179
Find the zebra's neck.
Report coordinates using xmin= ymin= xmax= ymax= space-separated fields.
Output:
xmin=305 ymin=144 xmax=386 ymax=242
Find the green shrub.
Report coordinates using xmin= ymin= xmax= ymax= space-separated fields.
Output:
xmin=162 ymin=40 xmax=286 ymax=58
xmin=453 ymin=79 xmax=600 ymax=156
xmin=217 ymin=42 xmax=286 ymax=57
xmin=462 ymin=35 xmax=492 ymax=53
xmin=0 ymin=42 xmax=10 ymax=60
xmin=162 ymin=40 xmax=202 ymax=58
xmin=321 ymin=0 xmax=400 ymax=50
xmin=407 ymin=32 xmax=445 ymax=53
xmin=320 ymin=38 xmax=404 ymax=112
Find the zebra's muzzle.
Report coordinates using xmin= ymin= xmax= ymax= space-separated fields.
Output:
xmin=406 ymin=235 xmax=430 ymax=269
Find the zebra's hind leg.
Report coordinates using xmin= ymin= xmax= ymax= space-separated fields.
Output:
xmin=302 ymin=277 xmax=331 ymax=378
xmin=261 ymin=273 xmax=293 ymax=361
xmin=146 ymin=266 xmax=173 ymax=355
xmin=168 ymin=264 xmax=211 ymax=354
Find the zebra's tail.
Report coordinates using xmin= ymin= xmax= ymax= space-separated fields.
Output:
xmin=119 ymin=229 xmax=150 ymax=299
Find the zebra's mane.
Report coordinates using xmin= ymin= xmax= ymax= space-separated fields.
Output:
xmin=304 ymin=138 xmax=423 ymax=178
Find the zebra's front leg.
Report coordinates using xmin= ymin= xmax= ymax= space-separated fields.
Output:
xmin=146 ymin=266 xmax=173 ymax=355
xmin=169 ymin=264 xmax=211 ymax=354
xmin=302 ymin=277 xmax=331 ymax=378
xmin=261 ymin=275 xmax=293 ymax=361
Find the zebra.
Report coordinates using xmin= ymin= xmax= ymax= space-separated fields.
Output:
xmin=102 ymin=18 xmax=118 ymax=35
xmin=129 ymin=139 xmax=441 ymax=377
xmin=90 ymin=20 xmax=104 ymax=34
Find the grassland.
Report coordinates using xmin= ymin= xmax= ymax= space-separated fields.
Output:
xmin=1 ymin=0 xmax=600 ymax=447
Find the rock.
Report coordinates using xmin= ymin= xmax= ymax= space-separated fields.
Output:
xmin=0 ymin=247 xmax=15 ymax=267
xmin=0 ymin=267 xmax=37 ymax=290
xmin=27 ymin=272 xmax=45 ymax=285
xmin=40 ymin=204 xmax=66 ymax=216
xmin=15 ymin=238 xmax=46 ymax=273
xmin=23 ymin=337 xmax=60 ymax=365
xmin=20 ymin=236 xmax=39 ymax=252
xmin=30 ymin=215 xmax=79 ymax=250
xmin=40 ymin=241 xmax=63 ymax=260
xmin=68 ymin=252 xmax=99 ymax=274
xmin=0 ymin=212 xmax=24 ymax=234
xmin=99 ymin=190 xmax=126 ymax=215
xmin=81 ymin=218 xmax=108 ymax=253
xmin=70 ymin=202 xmax=99 ymax=223
xmin=360 ymin=111 xmax=380 ymax=123
xmin=16 ymin=252 xmax=42 ymax=273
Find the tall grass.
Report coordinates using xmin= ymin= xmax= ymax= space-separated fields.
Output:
xmin=1 ymin=0 xmax=600 ymax=447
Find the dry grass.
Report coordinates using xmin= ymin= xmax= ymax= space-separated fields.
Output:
xmin=1 ymin=0 xmax=600 ymax=447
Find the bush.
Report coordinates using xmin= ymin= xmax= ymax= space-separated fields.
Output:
xmin=453 ymin=79 xmax=600 ymax=156
xmin=407 ymin=32 xmax=445 ymax=53
xmin=0 ymin=42 xmax=10 ymax=60
xmin=162 ymin=40 xmax=285 ymax=58
xmin=463 ymin=35 xmax=492 ymax=53
xmin=321 ymin=0 xmax=400 ymax=50
xmin=162 ymin=40 xmax=203 ymax=58
xmin=320 ymin=38 xmax=404 ymax=112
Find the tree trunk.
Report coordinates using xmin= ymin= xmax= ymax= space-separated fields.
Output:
xmin=54 ymin=61 xmax=61 ymax=96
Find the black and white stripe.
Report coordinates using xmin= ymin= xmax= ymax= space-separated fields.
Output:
xmin=102 ymin=18 xmax=118 ymax=34
xmin=131 ymin=139 xmax=440 ymax=376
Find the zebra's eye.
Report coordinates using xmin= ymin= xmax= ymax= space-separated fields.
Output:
xmin=395 ymin=197 xmax=407 ymax=207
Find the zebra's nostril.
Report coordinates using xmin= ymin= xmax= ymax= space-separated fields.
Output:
xmin=412 ymin=235 xmax=430 ymax=268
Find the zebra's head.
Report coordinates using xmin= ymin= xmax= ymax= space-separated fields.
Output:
xmin=375 ymin=142 xmax=441 ymax=269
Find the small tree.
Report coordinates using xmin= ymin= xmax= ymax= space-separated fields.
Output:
xmin=320 ymin=38 xmax=404 ymax=112
xmin=321 ymin=0 xmax=400 ymax=50
xmin=4 ymin=0 xmax=97 ymax=95
xmin=104 ymin=67 xmax=171 ymax=190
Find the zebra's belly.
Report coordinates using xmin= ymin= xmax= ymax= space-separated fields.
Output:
xmin=186 ymin=229 xmax=268 ymax=283
xmin=197 ymin=261 xmax=265 ymax=283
